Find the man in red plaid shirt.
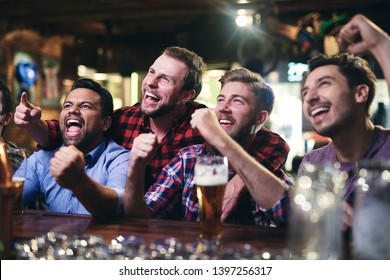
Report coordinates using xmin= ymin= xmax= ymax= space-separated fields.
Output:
xmin=14 ymin=47 xmax=290 ymax=220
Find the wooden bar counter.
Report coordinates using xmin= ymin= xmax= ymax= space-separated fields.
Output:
xmin=11 ymin=210 xmax=288 ymax=259
xmin=13 ymin=210 xmax=287 ymax=247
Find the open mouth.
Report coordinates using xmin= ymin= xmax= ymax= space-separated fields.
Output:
xmin=66 ymin=118 xmax=83 ymax=137
xmin=219 ymin=118 xmax=234 ymax=128
xmin=145 ymin=91 xmax=161 ymax=103
xmin=310 ymin=106 xmax=330 ymax=118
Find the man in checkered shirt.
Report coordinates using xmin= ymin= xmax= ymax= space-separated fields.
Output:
xmin=123 ymin=68 xmax=292 ymax=227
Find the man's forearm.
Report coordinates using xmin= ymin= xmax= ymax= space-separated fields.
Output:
xmin=69 ymin=174 xmax=120 ymax=216
xmin=215 ymin=134 xmax=286 ymax=209
xmin=123 ymin=162 xmax=151 ymax=218
xmin=26 ymin=119 xmax=50 ymax=148
xmin=373 ymin=38 xmax=390 ymax=91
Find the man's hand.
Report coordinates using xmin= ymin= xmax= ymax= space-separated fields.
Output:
xmin=123 ymin=133 xmax=158 ymax=218
xmin=14 ymin=92 xmax=42 ymax=129
xmin=130 ymin=133 xmax=159 ymax=168
xmin=338 ymin=14 xmax=389 ymax=56
xmin=49 ymin=145 xmax=86 ymax=190
xmin=221 ymin=175 xmax=247 ymax=222
xmin=190 ymin=108 xmax=226 ymax=147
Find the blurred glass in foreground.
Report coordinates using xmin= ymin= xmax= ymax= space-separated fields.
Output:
xmin=288 ymin=162 xmax=347 ymax=259
xmin=353 ymin=160 xmax=390 ymax=259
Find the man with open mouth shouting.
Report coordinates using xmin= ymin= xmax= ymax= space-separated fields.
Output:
xmin=14 ymin=78 xmax=130 ymax=216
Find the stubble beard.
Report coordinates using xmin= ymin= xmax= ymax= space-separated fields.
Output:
xmin=206 ymin=120 xmax=256 ymax=154
xmin=61 ymin=128 xmax=98 ymax=152
xmin=140 ymin=101 xmax=178 ymax=118
xmin=313 ymin=108 xmax=356 ymax=138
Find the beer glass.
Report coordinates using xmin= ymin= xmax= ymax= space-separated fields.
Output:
xmin=194 ymin=155 xmax=228 ymax=243
xmin=7 ymin=147 xmax=28 ymax=222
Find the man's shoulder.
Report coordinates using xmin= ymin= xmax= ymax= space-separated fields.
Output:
xmin=191 ymin=101 xmax=207 ymax=108
xmin=105 ymin=139 xmax=130 ymax=154
xmin=254 ymin=127 xmax=289 ymax=149
xmin=375 ymin=126 xmax=390 ymax=139
xmin=369 ymin=126 xmax=390 ymax=157
xmin=186 ymin=102 xmax=207 ymax=112
xmin=95 ymin=140 xmax=130 ymax=169
xmin=113 ymin=103 xmax=141 ymax=117
xmin=257 ymin=127 xmax=286 ymax=140
xmin=302 ymin=143 xmax=334 ymax=163
xmin=27 ymin=147 xmax=58 ymax=166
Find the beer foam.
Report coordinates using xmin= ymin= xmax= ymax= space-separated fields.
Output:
xmin=195 ymin=175 xmax=227 ymax=186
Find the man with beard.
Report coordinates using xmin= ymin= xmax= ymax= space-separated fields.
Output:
xmin=14 ymin=78 xmax=130 ymax=216
xmin=123 ymin=68 xmax=292 ymax=227
xmin=14 ymin=46 xmax=290 ymax=219
xmin=298 ymin=52 xmax=390 ymax=228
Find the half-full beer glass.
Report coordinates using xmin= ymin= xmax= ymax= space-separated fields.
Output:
xmin=194 ymin=155 xmax=228 ymax=243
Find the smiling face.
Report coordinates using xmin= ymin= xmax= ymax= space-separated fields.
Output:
xmin=302 ymin=64 xmax=357 ymax=137
xmin=140 ymin=53 xmax=190 ymax=118
xmin=216 ymin=81 xmax=264 ymax=146
xmin=59 ymin=88 xmax=111 ymax=153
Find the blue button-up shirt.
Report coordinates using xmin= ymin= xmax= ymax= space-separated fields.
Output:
xmin=16 ymin=139 xmax=130 ymax=215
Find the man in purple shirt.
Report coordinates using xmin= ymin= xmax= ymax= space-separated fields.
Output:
xmin=299 ymin=15 xmax=390 ymax=227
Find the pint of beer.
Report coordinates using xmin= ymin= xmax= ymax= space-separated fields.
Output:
xmin=194 ymin=155 xmax=228 ymax=242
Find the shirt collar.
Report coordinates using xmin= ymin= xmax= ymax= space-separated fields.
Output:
xmin=83 ymin=139 xmax=109 ymax=168
xmin=140 ymin=116 xmax=152 ymax=133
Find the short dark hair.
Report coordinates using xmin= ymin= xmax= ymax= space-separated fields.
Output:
xmin=163 ymin=46 xmax=206 ymax=100
xmin=70 ymin=78 xmax=113 ymax=118
xmin=219 ymin=67 xmax=274 ymax=114
xmin=0 ymin=79 xmax=14 ymax=115
xmin=307 ymin=53 xmax=376 ymax=114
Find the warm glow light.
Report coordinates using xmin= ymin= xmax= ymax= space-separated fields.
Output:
xmin=113 ymin=97 xmax=123 ymax=110
xmin=77 ymin=65 xmax=87 ymax=76
xmin=108 ymin=74 xmax=123 ymax=83
xmin=235 ymin=8 xmax=254 ymax=27
xmin=93 ymin=73 xmax=108 ymax=80
xmin=207 ymin=69 xmax=225 ymax=78
xmin=131 ymin=72 xmax=139 ymax=105
xmin=236 ymin=15 xmax=252 ymax=27
xmin=77 ymin=65 xmax=96 ymax=77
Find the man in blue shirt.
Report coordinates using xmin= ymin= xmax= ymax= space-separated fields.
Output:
xmin=15 ymin=78 xmax=130 ymax=216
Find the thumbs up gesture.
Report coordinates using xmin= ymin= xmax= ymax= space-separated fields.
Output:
xmin=14 ymin=92 xmax=42 ymax=128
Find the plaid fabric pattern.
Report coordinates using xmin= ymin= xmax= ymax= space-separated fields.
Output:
xmin=248 ymin=127 xmax=292 ymax=185
xmin=145 ymin=127 xmax=293 ymax=227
